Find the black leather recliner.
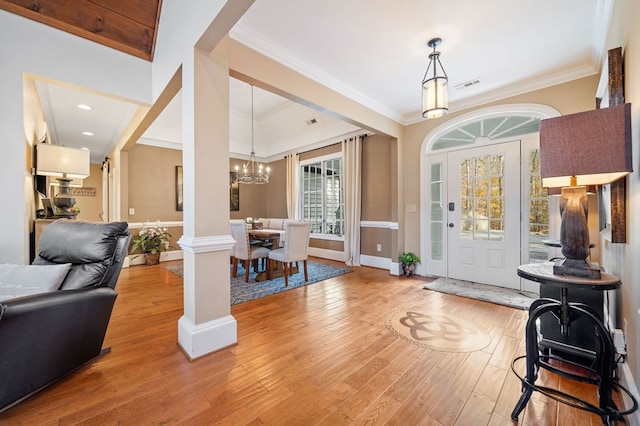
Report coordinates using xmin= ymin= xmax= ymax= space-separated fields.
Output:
xmin=0 ymin=220 xmax=131 ymax=413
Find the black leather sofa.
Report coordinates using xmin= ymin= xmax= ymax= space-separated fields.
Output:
xmin=0 ymin=220 xmax=131 ymax=413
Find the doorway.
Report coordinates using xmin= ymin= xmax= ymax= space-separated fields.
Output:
xmin=446 ymin=141 xmax=520 ymax=288
xmin=420 ymin=104 xmax=560 ymax=291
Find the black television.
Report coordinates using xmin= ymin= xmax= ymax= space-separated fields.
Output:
xmin=34 ymin=141 xmax=49 ymax=198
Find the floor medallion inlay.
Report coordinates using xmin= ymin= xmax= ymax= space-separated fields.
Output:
xmin=385 ymin=308 xmax=491 ymax=352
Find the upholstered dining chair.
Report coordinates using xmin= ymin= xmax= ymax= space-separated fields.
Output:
xmin=230 ymin=221 xmax=270 ymax=282
xmin=267 ymin=221 xmax=311 ymax=286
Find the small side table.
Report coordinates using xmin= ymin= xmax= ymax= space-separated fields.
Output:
xmin=511 ymin=263 xmax=636 ymax=425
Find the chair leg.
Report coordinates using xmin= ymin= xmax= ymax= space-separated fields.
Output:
xmin=303 ymin=259 xmax=308 ymax=282
xmin=283 ymin=262 xmax=289 ymax=286
xmin=232 ymin=257 xmax=238 ymax=278
xmin=244 ymin=259 xmax=250 ymax=283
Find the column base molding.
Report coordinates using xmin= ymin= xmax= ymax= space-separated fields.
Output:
xmin=178 ymin=314 xmax=237 ymax=360
xmin=178 ymin=235 xmax=235 ymax=253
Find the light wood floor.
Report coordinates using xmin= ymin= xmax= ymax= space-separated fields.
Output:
xmin=1 ymin=258 xmax=626 ymax=425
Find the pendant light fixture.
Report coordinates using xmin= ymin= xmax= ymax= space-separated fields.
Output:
xmin=421 ymin=37 xmax=449 ymax=119
xmin=235 ymin=85 xmax=270 ymax=184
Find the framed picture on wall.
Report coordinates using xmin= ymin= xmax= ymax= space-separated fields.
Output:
xmin=176 ymin=166 xmax=183 ymax=211
xmin=230 ymin=172 xmax=239 ymax=211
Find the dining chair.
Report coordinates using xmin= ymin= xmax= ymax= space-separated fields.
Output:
xmin=230 ymin=221 xmax=270 ymax=282
xmin=267 ymin=221 xmax=311 ymax=286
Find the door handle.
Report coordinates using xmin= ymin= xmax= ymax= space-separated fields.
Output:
xmin=448 ymin=223 xmax=454 ymax=228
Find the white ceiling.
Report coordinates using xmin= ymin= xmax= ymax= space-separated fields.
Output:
xmin=36 ymin=0 xmax=609 ymax=164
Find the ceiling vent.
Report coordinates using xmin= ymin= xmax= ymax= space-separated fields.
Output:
xmin=306 ymin=118 xmax=318 ymax=125
xmin=455 ymin=79 xmax=481 ymax=90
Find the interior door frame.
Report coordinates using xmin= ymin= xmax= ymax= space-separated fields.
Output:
xmin=418 ymin=104 xmax=561 ymax=280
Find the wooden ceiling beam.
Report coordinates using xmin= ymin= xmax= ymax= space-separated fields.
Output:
xmin=90 ymin=0 xmax=160 ymax=28
xmin=0 ymin=0 xmax=161 ymax=61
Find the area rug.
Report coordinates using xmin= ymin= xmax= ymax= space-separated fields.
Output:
xmin=423 ymin=278 xmax=538 ymax=310
xmin=385 ymin=308 xmax=491 ymax=352
xmin=164 ymin=261 xmax=352 ymax=305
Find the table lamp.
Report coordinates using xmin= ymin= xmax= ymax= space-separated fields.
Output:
xmin=36 ymin=143 xmax=90 ymax=218
xmin=540 ymin=103 xmax=632 ymax=278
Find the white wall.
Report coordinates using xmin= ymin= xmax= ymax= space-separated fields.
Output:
xmin=152 ymin=1 xmax=255 ymax=102
xmin=603 ymin=0 xmax=640 ymax=401
xmin=0 ymin=10 xmax=152 ymax=264
xmin=0 ymin=1 xmax=254 ymax=263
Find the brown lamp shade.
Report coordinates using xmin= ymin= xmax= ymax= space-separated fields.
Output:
xmin=540 ymin=103 xmax=632 ymax=188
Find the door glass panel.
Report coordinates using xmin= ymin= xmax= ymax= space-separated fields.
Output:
xmin=490 ymin=199 xmax=504 ymax=219
xmin=461 ymin=159 xmax=474 ymax=178
xmin=528 ymin=148 xmax=549 ymax=262
xmin=489 ymin=220 xmax=504 ymax=240
xmin=475 ymin=178 xmax=489 ymax=197
xmin=490 ymin=177 xmax=503 ymax=197
xmin=430 ymin=222 xmax=443 ymax=260
xmin=460 ymin=154 xmax=505 ymax=240
xmin=475 ymin=157 xmax=488 ymax=176
xmin=490 ymin=155 xmax=505 ymax=175
xmin=429 ymin=163 xmax=444 ymax=260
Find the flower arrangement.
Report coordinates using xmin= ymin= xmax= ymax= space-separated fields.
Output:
xmin=131 ymin=221 xmax=172 ymax=254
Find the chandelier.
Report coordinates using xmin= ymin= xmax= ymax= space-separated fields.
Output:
xmin=421 ymin=37 xmax=449 ymax=119
xmin=235 ymin=85 xmax=270 ymax=184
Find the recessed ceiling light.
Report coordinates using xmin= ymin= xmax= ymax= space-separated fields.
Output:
xmin=77 ymin=104 xmax=93 ymax=111
xmin=82 ymin=131 xmax=94 ymax=136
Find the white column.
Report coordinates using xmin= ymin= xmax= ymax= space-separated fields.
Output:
xmin=0 ymin=71 xmax=30 ymax=264
xmin=178 ymin=39 xmax=236 ymax=359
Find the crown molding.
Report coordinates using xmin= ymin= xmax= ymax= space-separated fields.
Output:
xmin=137 ymin=137 xmax=182 ymax=151
xmin=229 ymin=24 xmax=402 ymax=124
xmin=403 ymin=64 xmax=598 ymax=125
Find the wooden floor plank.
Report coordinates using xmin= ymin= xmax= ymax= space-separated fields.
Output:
xmin=0 ymin=258 xmax=629 ymax=425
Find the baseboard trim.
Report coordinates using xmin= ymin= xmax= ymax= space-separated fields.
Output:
xmin=360 ymin=221 xmax=398 ymax=230
xmin=390 ymin=261 xmax=401 ymax=276
xmin=360 ymin=254 xmax=393 ymax=272
xmin=177 ymin=315 xmax=237 ymax=360
xmin=619 ymin=362 xmax=640 ymax=424
xmin=308 ymin=247 xmax=344 ymax=262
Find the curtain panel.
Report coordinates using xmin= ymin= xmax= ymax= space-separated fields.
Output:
xmin=286 ymin=153 xmax=300 ymax=219
xmin=343 ymin=135 xmax=365 ymax=266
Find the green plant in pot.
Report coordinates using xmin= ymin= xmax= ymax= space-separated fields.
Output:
xmin=399 ymin=252 xmax=420 ymax=277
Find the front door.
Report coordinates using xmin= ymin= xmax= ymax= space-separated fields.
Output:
xmin=446 ymin=141 xmax=521 ymax=289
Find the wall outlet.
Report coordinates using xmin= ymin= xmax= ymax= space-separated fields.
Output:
xmin=613 ymin=329 xmax=627 ymax=355
xmin=406 ymin=204 xmax=417 ymax=213
xmin=129 ymin=208 xmax=135 ymax=215
xmin=376 ymin=244 xmax=382 ymax=252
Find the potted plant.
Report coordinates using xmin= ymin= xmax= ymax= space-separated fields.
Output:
xmin=131 ymin=221 xmax=172 ymax=265
xmin=399 ymin=252 xmax=420 ymax=277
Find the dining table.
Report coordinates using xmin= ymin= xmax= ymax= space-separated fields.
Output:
xmin=247 ymin=229 xmax=291 ymax=282
xmin=248 ymin=229 xmax=283 ymax=248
